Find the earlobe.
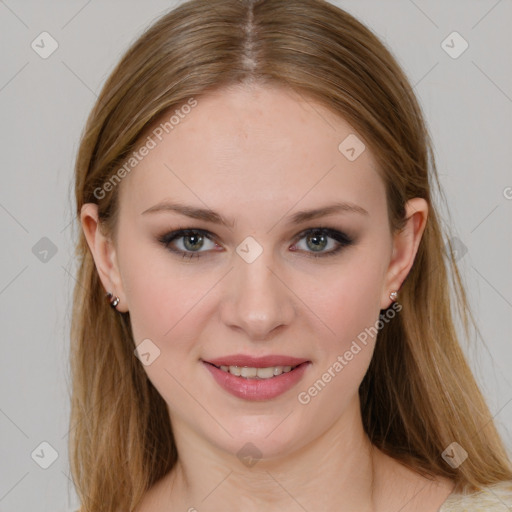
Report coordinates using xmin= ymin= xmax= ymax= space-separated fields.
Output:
xmin=80 ymin=203 xmax=127 ymax=312
xmin=381 ymin=197 xmax=428 ymax=309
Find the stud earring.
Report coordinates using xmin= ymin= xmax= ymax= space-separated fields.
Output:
xmin=389 ymin=290 xmax=398 ymax=302
xmin=106 ymin=291 xmax=120 ymax=309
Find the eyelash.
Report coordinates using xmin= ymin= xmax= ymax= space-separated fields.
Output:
xmin=157 ymin=227 xmax=354 ymax=260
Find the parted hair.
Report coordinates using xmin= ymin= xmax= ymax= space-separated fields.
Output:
xmin=69 ymin=1 xmax=512 ymax=510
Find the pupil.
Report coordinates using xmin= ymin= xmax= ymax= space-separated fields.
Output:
xmin=184 ymin=234 xmax=203 ymax=251
xmin=308 ymin=232 xmax=326 ymax=251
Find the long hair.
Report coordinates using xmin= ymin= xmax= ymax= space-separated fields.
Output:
xmin=69 ymin=0 xmax=512 ymax=510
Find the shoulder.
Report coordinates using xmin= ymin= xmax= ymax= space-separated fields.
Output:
xmin=439 ymin=480 xmax=512 ymax=512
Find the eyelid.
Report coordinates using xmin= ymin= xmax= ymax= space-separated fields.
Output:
xmin=158 ymin=225 xmax=355 ymax=259
xmin=158 ymin=227 xmax=220 ymax=253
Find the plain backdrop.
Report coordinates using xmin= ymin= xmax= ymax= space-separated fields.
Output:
xmin=0 ymin=1 xmax=511 ymax=510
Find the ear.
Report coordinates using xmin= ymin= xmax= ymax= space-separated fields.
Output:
xmin=380 ymin=197 xmax=428 ymax=309
xmin=80 ymin=203 xmax=128 ymax=313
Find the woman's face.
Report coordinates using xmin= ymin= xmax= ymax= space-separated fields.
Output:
xmin=90 ymin=84 xmax=418 ymax=459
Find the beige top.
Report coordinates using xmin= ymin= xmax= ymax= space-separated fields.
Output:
xmin=438 ymin=480 xmax=512 ymax=511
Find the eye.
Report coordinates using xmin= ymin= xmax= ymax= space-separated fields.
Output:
xmin=157 ymin=227 xmax=354 ymax=260
xmin=157 ymin=228 xmax=219 ymax=259
xmin=291 ymin=228 xmax=354 ymax=258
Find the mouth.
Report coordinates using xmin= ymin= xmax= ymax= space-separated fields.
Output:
xmin=202 ymin=358 xmax=311 ymax=401
xmin=204 ymin=361 xmax=306 ymax=379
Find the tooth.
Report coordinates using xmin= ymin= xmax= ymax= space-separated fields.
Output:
xmin=241 ymin=367 xmax=258 ymax=378
xmin=256 ymin=367 xmax=275 ymax=379
xmin=230 ymin=366 xmax=242 ymax=376
xmin=218 ymin=364 xmax=299 ymax=378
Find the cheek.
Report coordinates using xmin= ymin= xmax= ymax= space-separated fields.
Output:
xmin=307 ymin=254 xmax=387 ymax=351
xmin=126 ymin=275 xmax=209 ymax=353
xmin=118 ymin=238 xmax=206 ymax=349
xmin=294 ymin=261 xmax=386 ymax=418
xmin=122 ymin=232 xmax=388 ymax=352
xmin=120 ymin=248 xmax=214 ymax=407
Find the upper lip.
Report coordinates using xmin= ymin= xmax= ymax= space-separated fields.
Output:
xmin=204 ymin=354 xmax=310 ymax=368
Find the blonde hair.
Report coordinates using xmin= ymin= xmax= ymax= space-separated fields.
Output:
xmin=69 ymin=0 xmax=512 ymax=510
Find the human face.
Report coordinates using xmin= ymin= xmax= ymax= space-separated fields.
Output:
xmin=111 ymin=84 xmax=396 ymax=458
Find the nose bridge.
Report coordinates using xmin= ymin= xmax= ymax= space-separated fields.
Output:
xmin=222 ymin=238 xmax=294 ymax=339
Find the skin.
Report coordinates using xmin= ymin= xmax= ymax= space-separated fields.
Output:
xmin=81 ymin=83 xmax=455 ymax=511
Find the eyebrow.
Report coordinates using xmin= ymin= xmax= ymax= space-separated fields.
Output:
xmin=141 ymin=200 xmax=368 ymax=228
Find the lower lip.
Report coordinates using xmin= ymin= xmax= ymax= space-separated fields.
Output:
xmin=203 ymin=361 xmax=310 ymax=401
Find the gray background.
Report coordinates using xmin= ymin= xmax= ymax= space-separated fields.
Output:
xmin=0 ymin=1 xmax=511 ymax=510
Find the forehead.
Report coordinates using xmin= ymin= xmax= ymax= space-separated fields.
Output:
xmin=118 ymin=84 xmax=386 ymax=219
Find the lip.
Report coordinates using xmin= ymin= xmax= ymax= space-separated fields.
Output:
xmin=204 ymin=354 xmax=309 ymax=368
xmin=202 ymin=360 xmax=311 ymax=401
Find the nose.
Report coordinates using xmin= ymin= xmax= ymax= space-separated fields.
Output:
xmin=220 ymin=246 xmax=296 ymax=341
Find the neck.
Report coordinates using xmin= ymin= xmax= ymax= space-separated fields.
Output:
xmin=165 ymin=395 xmax=380 ymax=511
